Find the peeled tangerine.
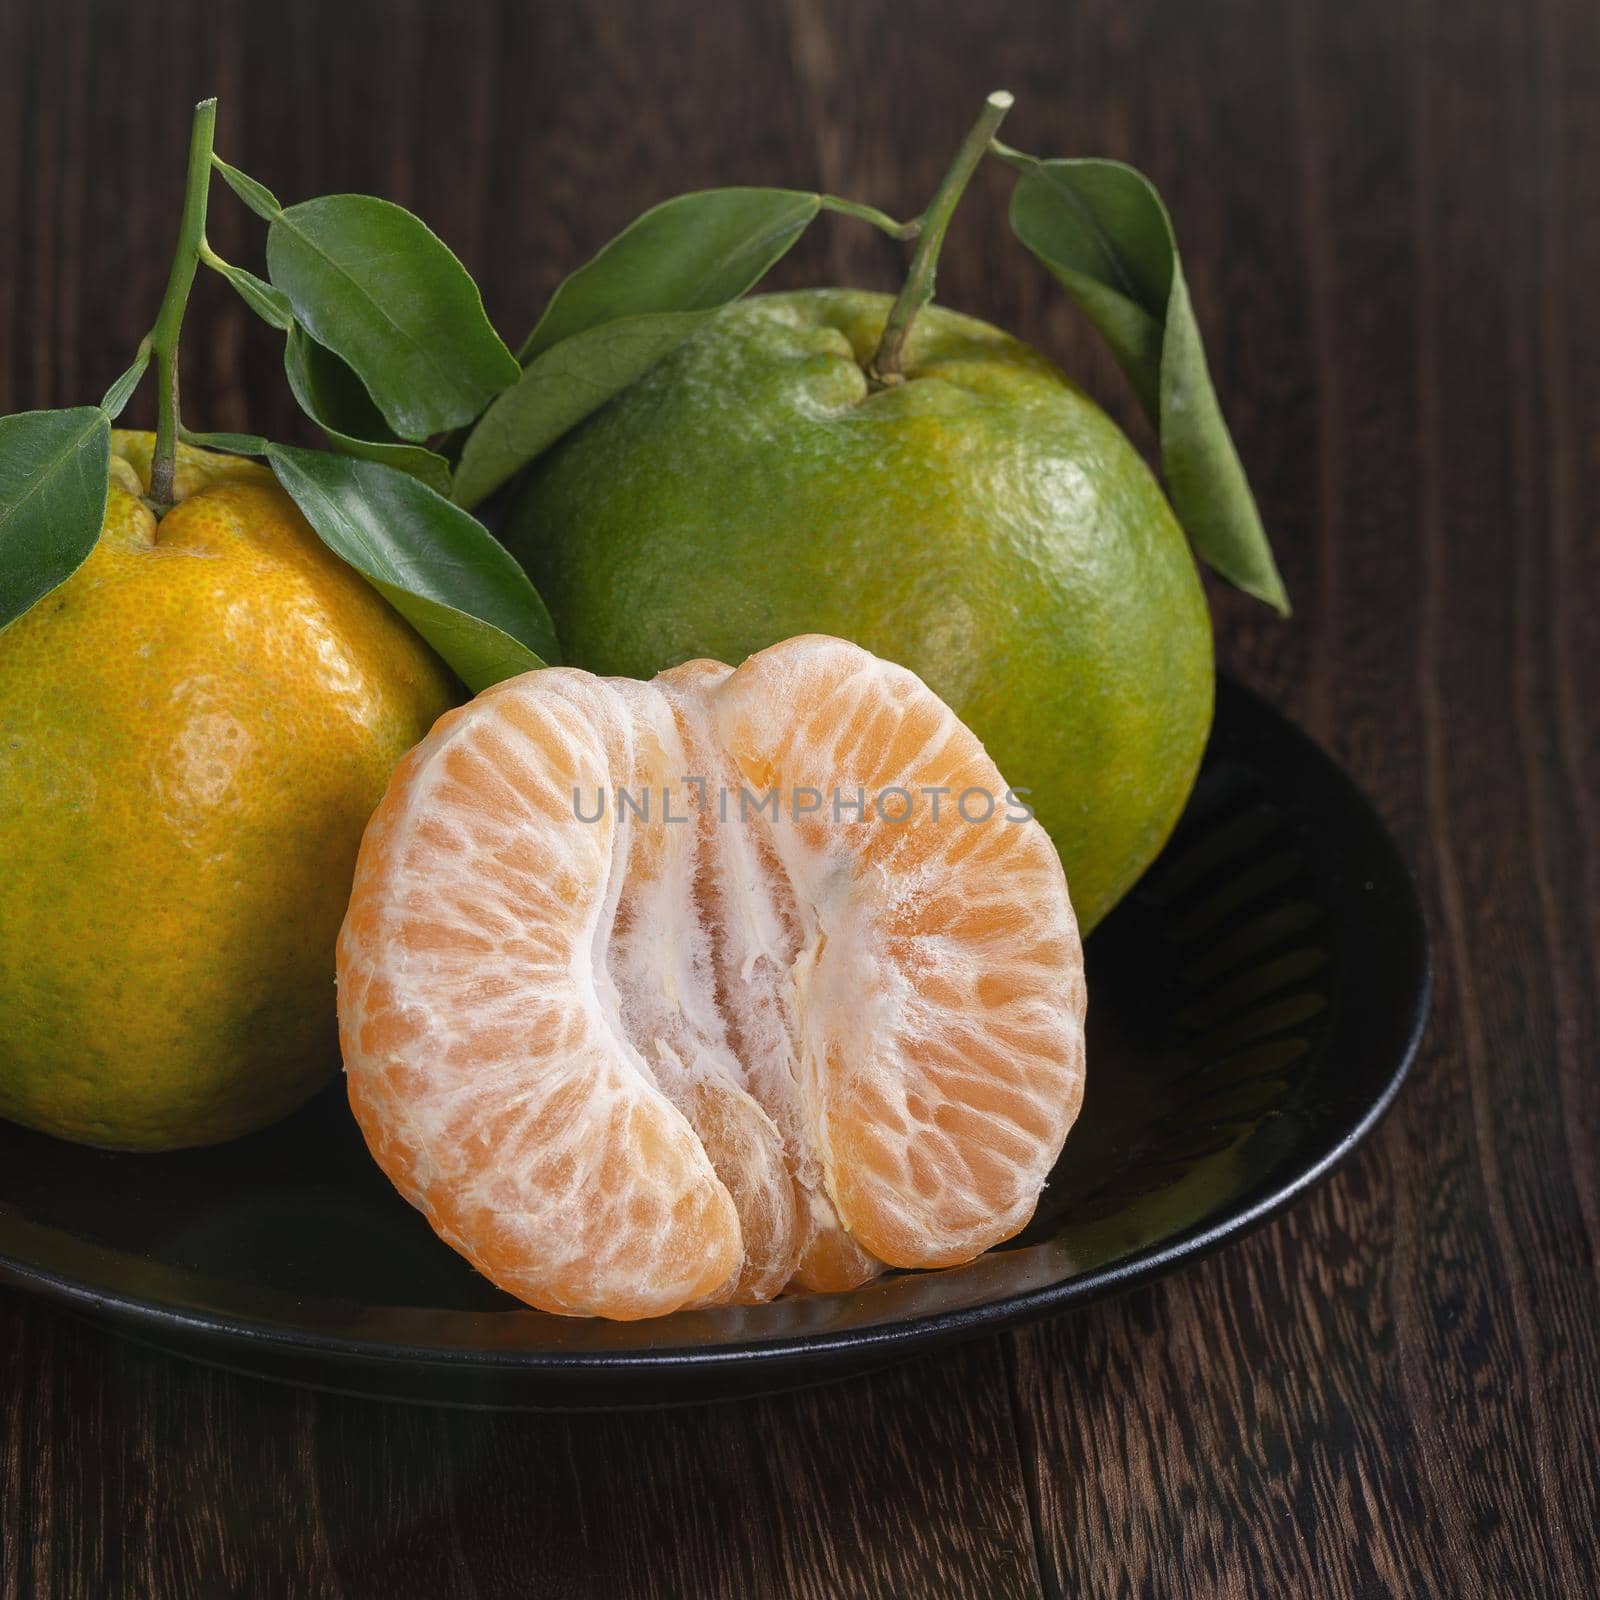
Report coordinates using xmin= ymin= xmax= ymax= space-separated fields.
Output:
xmin=336 ymin=636 xmax=1086 ymax=1319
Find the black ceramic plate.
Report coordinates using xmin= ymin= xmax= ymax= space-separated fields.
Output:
xmin=0 ymin=679 xmax=1429 ymax=1409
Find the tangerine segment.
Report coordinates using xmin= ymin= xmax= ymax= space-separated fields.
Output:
xmin=600 ymin=675 xmax=802 ymax=1304
xmin=338 ymin=672 xmax=741 ymax=1320
xmin=656 ymin=659 xmax=884 ymax=1295
xmin=707 ymin=637 xmax=1087 ymax=1269
xmin=337 ymin=636 xmax=1085 ymax=1320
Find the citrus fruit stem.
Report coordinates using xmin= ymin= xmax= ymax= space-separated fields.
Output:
xmin=868 ymin=90 xmax=1013 ymax=387
xmin=148 ymin=97 xmax=218 ymax=506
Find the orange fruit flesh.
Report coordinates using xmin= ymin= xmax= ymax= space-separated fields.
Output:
xmin=337 ymin=636 xmax=1086 ymax=1319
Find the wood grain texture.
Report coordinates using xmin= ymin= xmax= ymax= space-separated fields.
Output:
xmin=1 ymin=0 xmax=1597 ymax=1596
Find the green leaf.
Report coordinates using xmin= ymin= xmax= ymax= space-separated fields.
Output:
xmin=266 ymin=195 xmax=518 ymax=441
xmin=178 ymin=428 xmax=271 ymax=456
xmin=1006 ymin=154 xmax=1289 ymax=614
xmin=266 ymin=444 xmax=557 ymax=691
xmin=518 ymin=188 xmax=821 ymax=362
xmin=284 ymin=326 xmax=452 ymax=495
xmin=0 ymin=407 xmax=110 ymax=631
xmin=206 ymin=253 xmax=294 ymax=331
xmin=100 ymin=348 xmax=150 ymax=418
xmin=212 ymin=156 xmax=282 ymax=221
xmin=455 ymin=188 xmax=819 ymax=508
xmin=455 ymin=309 xmax=717 ymax=510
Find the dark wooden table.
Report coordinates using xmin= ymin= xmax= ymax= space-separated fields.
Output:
xmin=3 ymin=1 xmax=1597 ymax=1595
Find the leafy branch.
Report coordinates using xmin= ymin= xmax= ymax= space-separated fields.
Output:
xmin=0 ymin=87 xmax=1287 ymax=676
